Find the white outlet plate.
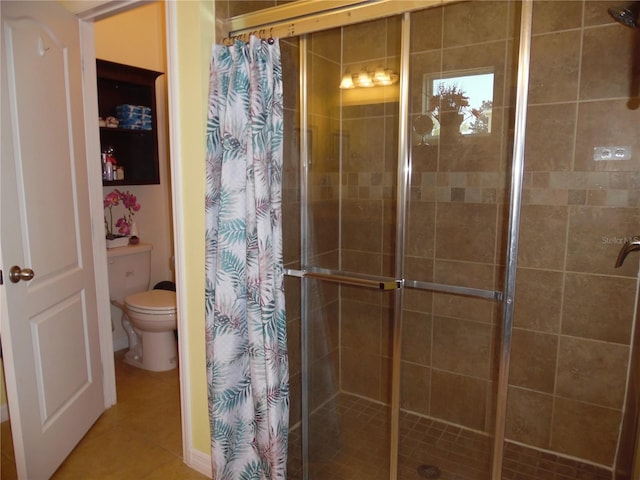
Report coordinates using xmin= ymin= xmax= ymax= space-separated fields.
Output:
xmin=593 ymin=145 xmax=632 ymax=161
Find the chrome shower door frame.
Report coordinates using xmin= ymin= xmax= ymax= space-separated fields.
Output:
xmin=257 ymin=1 xmax=534 ymax=478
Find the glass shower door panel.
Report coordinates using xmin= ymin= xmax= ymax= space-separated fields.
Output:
xmin=303 ymin=280 xmax=396 ymax=480
xmin=303 ymin=16 xmax=402 ymax=480
xmin=398 ymin=3 xmax=522 ymax=479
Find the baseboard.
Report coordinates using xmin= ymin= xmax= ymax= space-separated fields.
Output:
xmin=112 ymin=335 xmax=128 ymax=352
xmin=186 ymin=447 xmax=212 ymax=478
xmin=1 ymin=404 xmax=8 ymax=423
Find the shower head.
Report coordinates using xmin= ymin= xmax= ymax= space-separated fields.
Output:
xmin=608 ymin=2 xmax=640 ymax=29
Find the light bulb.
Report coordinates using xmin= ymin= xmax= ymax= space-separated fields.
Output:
xmin=358 ymin=70 xmax=373 ymax=87
xmin=339 ymin=73 xmax=354 ymax=89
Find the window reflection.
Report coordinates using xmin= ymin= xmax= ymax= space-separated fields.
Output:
xmin=417 ymin=69 xmax=495 ymax=141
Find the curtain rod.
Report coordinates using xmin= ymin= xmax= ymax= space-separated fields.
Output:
xmin=223 ymin=0 xmax=462 ymax=42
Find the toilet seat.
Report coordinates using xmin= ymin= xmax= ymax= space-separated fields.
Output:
xmin=125 ymin=290 xmax=176 ymax=315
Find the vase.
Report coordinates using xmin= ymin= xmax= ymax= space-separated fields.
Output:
xmin=439 ymin=111 xmax=464 ymax=142
xmin=106 ymin=235 xmax=130 ymax=249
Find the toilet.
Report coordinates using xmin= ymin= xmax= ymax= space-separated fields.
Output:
xmin=107 ymin=243 xmax=178 ymax=371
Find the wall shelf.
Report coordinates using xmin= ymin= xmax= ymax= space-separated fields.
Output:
xmin=97 ymin=59 xmax=163 ymax=185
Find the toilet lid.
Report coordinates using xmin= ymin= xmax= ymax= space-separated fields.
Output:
xmin=125 ymin=290 xmax=176 ymax=314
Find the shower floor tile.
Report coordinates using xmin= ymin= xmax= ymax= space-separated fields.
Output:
xmin=287 ymin=393 xmax=613 ymax=480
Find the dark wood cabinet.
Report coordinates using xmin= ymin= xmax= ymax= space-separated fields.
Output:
xmin=97 ymin=59 xmax=163 ymax=185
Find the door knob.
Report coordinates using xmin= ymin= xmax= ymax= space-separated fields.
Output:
xmin=9 ymin=265 xmax=35 ymax=283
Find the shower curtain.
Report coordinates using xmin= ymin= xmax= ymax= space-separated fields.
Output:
xmin=204 ymin=36 xmax=288 ymax=480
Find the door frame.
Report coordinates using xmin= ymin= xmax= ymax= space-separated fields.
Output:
xmin=73 ymin=0 xmax=194 ymax=468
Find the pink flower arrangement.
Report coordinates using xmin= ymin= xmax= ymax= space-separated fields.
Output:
xmin=104 ymin=189 xmax=141 ymax=238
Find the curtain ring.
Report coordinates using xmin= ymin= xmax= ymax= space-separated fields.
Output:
xmin=268 ymin=27 xmax=275 ymax=45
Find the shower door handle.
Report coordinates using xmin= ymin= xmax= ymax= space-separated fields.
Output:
xmin=304 ymin=271 xmax=401 ymax=290
xmin=615 ymin=238 xmax=640 ymax=267
xmin=284 ymin=268 xmax=401 ymax=290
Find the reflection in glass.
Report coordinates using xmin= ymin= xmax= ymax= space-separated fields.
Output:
xmin=422 ymin=69 xmax=495 ymax=137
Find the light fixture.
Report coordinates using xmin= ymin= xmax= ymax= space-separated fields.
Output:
xmin=339 ymin=67 xmax=399 ymax=89
xmin=339 ymin=73 xmax=355 ymax=89
xmin=357 ymin=70 xmax=374 ymax=87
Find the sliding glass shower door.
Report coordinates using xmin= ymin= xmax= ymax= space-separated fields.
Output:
xmin=284 ymin=3 xmax=524 ymax=479
xmin=399 ymin=3 xmax=521 ymax=479
xmin=300 ymin=15 xmax=402 ymax=480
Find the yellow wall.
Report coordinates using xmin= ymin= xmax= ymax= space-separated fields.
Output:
xmin=173 ymin=0 xmax=215 ymax=455
xmin=93 ymin=2 xmax=166 ymax=72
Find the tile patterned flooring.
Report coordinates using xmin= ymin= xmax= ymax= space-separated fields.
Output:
xmin=287 ymin=393 xmax=613 ymax=480
xmin=0 ymin=350 xmax=209 ymax=480
xmin=2 ymin=366 xmax=614 ymax=480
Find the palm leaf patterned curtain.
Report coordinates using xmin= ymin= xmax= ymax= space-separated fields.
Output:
xmin=204 ymin=36 xmax=288 ymax=480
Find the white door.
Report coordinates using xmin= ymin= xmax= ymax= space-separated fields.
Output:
xmin=1 ymin=1 xmax=105 ymax=479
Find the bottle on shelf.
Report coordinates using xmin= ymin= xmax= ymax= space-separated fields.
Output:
xmin=103 ymin=145 xmax=117 ymax=181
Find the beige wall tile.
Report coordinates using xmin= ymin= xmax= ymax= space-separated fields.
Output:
xmin=514 ymin=268 xmax=563 ymax=333
xmin=442 ymin=1 xmax=511 ymax=48
xmin=432 ymin=261 xmax=497 ymax=324
xmin=309 ymin=27 xmax=341 ymax=63
xmin=406 ymin=200 xmax=436 ymax=258
xmin=410 ymin=7 xmax=442 ymax=53
xmin=584 ymin=0 xmax=623 ymax=26
xmin=430 ymin=370 xmax=488 ymax=431
xmin=311 ymin=351 xmax=340 ymax=410
xmin=580 ymin=25 xmax=636 ymax=100
xmin=432 ymin=316 xmax=495 ymax=379
xmin=404 ymin=288 xmax=433 ymax=314
xmin=400 ymin=362 xmax=431 ymax=415
xmin=409 ymin=51 xmax=442 ymax=116
xmin=341 ymin=299 xmax=381 ymax=354
xmin=551 ymin=397 xmax=620 ymax=465
xmin=341 ymin=349 xmax=382 ymax=401
xmin=529 ymin=31 xmax=581 ymax=104
xmin=343 ymin=17 xmax=393 ymax=63
xmin=309 ymin=200 xmax=340 ymax=257
xmin=401 ymin=310 xmax=432 ymax=365
xmin=509 ymin=329 xmax=558 ymax=393
xmin=518 ymin=205 xmax=568 ymax=269
xmin=556 ymin=336 xmax=629 ymax=408
xmin=532 ymin=1 xmax=583 ymax=34
xmin=341 ymin=250 xmax=383 ymax=276
xmin=574 ymin=100 xmax=640 ymax=172
xmin=311 ymin=301 xmax=339 ymax=362
xmin=567 ymin=205 xmax=640 ymax=276
xmin=435 ymin=203 xmax=498 ymax=263
xmin=562 ymin=273 xmax=635 ymax=344
xmin=405 ymin=256 xmax=435 ymax=284
xmin=341 ymin=199 xmax=384 ymax=253
xmin=505 ymin=386 xmax=553 ymax=448
xmin=524 ymin=103 xmax=576 ymax=172
xmin=287 ymin=316 xmax=301 ymax=376
xmin=438 ymin=109 xmax=506 ymax=172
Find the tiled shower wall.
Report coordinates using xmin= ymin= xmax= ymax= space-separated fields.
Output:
xmin=222 ymin=0 xmax=640 ymax=475
xmin=508 ymin=0 xmax=638 ymax=468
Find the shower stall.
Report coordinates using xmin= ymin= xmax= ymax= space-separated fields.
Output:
xmin=220 ymin=1 xmax=640 ymax=479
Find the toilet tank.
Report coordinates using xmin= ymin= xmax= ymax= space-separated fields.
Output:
xmin=107 ymin=243 xmax=153 ymax=304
